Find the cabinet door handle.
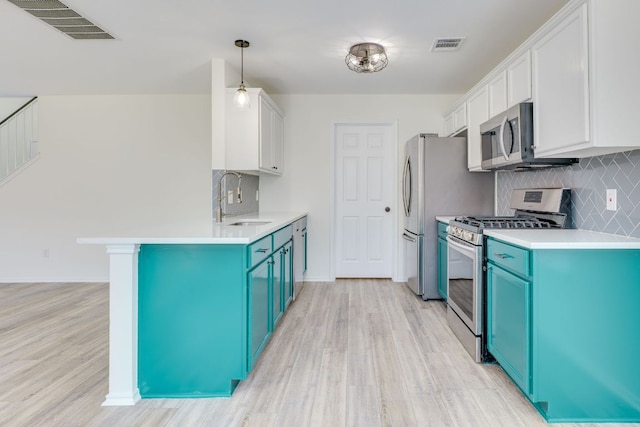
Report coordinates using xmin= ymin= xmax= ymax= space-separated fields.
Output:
xmin=255 ymin=248 xmax=269 ymax=253
xmin=494 ymin=253 xmax=513 ymax=259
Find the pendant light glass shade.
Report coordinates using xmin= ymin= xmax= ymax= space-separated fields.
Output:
xmin=345 ymin=42 xmax=388 ymax=73
xmin=234 ymin=40 xmax=250 ymax=109
xmin=234 ymin=84 xmax=249 ymax=109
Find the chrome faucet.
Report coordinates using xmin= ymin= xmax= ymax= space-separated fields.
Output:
xmin=216 ymin=172 xmax=242 ymax=223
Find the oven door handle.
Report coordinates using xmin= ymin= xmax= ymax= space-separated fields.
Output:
xmin=447 ymin=236 xmax=476 ymax=257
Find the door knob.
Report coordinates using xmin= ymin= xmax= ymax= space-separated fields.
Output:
xmin=385 ymin=207 xmax=391 ymax=212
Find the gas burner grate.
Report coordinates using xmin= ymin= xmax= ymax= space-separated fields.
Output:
xmin=455 ymin=216 xmax=553 ymax=229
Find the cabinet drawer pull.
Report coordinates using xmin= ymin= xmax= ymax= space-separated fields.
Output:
xmin=255 ymin=248 xmax=269 ymax=253
xmin=494 ymin=253 xmax=513 ymax=259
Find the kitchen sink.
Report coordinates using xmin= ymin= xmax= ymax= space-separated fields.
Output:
xmin=229 ymin=221 xmax=271 ymax=226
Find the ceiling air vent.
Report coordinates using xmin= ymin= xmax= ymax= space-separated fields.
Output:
xmin=6 ymin=0 xmax=114 ymax=39
xmin=431 ymin=38 xmax=465 ymax=52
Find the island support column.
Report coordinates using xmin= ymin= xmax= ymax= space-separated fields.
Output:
xmin=103 ymin=244 xmax=141 ymax=406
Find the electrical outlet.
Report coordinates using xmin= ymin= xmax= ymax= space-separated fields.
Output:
xmin=43 ymin=248 xmax=49 ymax=258
xmin=606 ymin=189 xmax=617 ymax=211
xmin=256 ymin=190 xmax=259 ymax=201
xmin=227 ymin=190 xmax=234 ymax=204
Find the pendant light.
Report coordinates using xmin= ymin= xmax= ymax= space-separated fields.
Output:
xmin=233 ymin=39 xmax=250 ymax=109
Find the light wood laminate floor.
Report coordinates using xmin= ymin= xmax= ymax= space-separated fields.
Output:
xmin=0 ymin=280 xmax=636 ymax=427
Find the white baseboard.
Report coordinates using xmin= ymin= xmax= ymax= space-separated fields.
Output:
xmin=102 ymin=390 xmax=141 ymax=407
xmin=0 ymin=277 xmax=109 ymax=283
xmin=302 ymin=275 xmax=334 ymax=282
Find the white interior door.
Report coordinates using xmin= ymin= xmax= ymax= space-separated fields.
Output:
xmin=334 ymin=123 xmax=395 ymax=278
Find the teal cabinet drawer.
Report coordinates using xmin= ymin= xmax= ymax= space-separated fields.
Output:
xmin=487 ymin=238 xmax=530 ymax=276
xmin=437 ymin=221 xmax=448 ymax=239
xmin=247 ymin=235 xmax=272 ymax=268
xmin=273 ymin=225 xmax=293 ymax=249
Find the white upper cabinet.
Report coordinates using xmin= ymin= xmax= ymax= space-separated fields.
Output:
xmin=531 ymin=4 xmax=589 ymax=158
xmin=488 ymin=71 xmax=508 ymax=117
xmin=531 ymin=0 xmax=640 ymax=158
xmin=443 ymin=112 xmax=454 ymax=137
xmin=466 ymin=85 xmax=490 ymax=171
xmin=453 ymin=103 xmax=467 ymax=134
xmin=507 ymin=51 xmax=532 ymax=107
xmin=443 ymin=0 xmax=640 ymax=162
xmin=226 ymin=88 xmax=285 ymax=175
xmin=442 ymin=101 xmax=467 ymax=137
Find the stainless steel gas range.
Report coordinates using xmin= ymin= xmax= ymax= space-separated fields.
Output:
xmin=446 ymin=188 xmax=572 ymax=362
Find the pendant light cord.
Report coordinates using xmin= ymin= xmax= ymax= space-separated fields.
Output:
xmin=240 ymin=45 xmax=244 ymax=85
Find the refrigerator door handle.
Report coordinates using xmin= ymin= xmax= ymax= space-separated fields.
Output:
xmin=402 ymin=157 xmax=412 ymax=217
xmin=402 ymin=232 xmax=416 ymax=243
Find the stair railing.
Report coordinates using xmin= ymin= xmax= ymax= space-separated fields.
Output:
xmin=0 ymin=96 xmax=39 ymax=186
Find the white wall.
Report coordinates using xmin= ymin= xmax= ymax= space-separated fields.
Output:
xmin=0 ymin=97 xmax=33 ymax=121
xmin=0 ymin=95 xmax=212 ymax=282
xmin=259 ymin=94 xmax=459 ymax=281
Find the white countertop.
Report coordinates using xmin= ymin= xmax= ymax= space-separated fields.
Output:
xmin=77 ymin=212 xmax=307 ymax=245
xmin=435 ymin=216 xmax=458 ymax=224
xmin=484 ymin=229 xmax=640 ymax=249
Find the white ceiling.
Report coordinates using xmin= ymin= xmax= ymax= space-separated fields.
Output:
xmin=0 ymin=0 xmax=569 ymax=96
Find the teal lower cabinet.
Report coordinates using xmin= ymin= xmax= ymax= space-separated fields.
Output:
xmin=137 ymin=225 xmax=296 ymax=399
xmin=486 ymin=263 xmax=531 ymax=394
xmin=138 ymin=244 xmax=247 ymax=398
xmin=248 ymin=256 xmax=272 ymax=371
xmin=283 ymin=240 xmax=293 ymax=309
xmin=437 ymin=236 xmax=448 ymax=300
xmin=486 ymin=237 xmax=640 ymax=423
xmin=272 ymin=239 xmax=294 ymax=327
xmin=271 ymin=251 xmax=282 ymax=329
xmin=437 ymin=221 xmax=448 ymax=300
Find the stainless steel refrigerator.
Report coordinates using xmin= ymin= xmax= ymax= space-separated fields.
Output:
xmin=402 ymin=134 xmax=494 ymax=300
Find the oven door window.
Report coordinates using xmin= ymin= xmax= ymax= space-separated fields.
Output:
xmin=447 ymin=237 xmax=481 ymax=334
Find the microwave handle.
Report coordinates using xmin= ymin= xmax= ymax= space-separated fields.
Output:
xmin=498 ymin=115 xmax=509 ymax=161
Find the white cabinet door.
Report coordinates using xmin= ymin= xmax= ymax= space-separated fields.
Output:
xmin=226 ymin=88 xmax=284 ymax=175
xmin=466 ymin=85 xmax=490 ymax=171
xmin=271 ymin=110 xmax=284 ymax=174
xmin=507 ymin=51 xmax=532 ymax=107
xmin=532 ymin=4 xmax=589 ymax=157
xmin=488 ymin=71 xmax=508 ymax=117
xmin=259 ymin=96 xmax=274 ymax=173
xmin=443 ymin=113 xmax=454 ymax=136
xmin=453 ymin=103 xmax=467 ymax=133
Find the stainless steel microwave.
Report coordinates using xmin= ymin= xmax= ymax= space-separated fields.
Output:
xmin=480 ymin=103 xmax=577 ymax=170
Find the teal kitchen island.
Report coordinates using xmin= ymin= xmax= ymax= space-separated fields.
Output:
xmin=78 ymin=212 xmax=307 ymax=406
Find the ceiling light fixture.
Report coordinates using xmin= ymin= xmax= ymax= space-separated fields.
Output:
xmin=345 ymin=42 xmax=388 ymax=73
xmin=233 ymin=39 xmax=250 ymax=109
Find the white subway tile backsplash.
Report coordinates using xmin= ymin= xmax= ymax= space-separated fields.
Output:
xmin=497 ymin=149 xmax=640 ymax=238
